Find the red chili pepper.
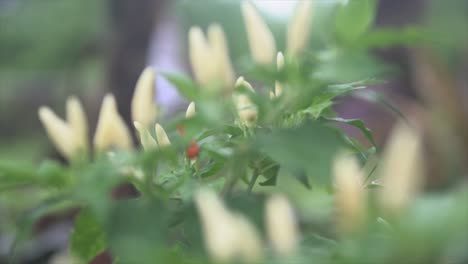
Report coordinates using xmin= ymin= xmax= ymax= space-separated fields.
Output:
xmin=186 ymin=140 xmax=199 ymax=159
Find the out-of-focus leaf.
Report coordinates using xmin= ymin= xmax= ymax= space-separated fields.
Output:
xmin=425 ymin=0 xmax=468 ymax=65
xmin=339 ymin=133 xmax=370 ymax=162
xmin=196 ymin=98 xmax=231 ymax=126
xmin=105 ymin=198 xmax=169 ymax=263
xmin=295 ymin=169 xmax=312 ymax=189
xmin=37 ymin=160 xmax=69 ymax=188
xmin=353 ymin=90 xmax=409 ymax=123
xmin=255 ymin=121 xmax=342 ymax=185
xmin=391 ymin=194 xmax=468 ymax=263
xmin=72 ymin=162 xmax=124 ymax=221
xmin=0 ymin=161 xmax=37 ymax=190
xmin=242 ymin=62 xmax=277 ymax=87
xmin=222 ymin=125 xmax=244 ymax=137
xmin=1 ymin=160 xmax=69 ymax=190
xmin=315 ymin=52 xmax=390 ymax=83
xmin=176 ymin=203 xmax=205 ymax=256
xmin=259 ymin=161 xmax=280 ymax=187
xmin=301 ymin=93 xmax=334 ymax=119
xmin=251 ymin=155 xmax=280 ymax=186
xmin=225 ymin=194 xmax=266 ymax=231
xmin=328 ymin=79 xmax=374 ymax=95
xmin=335 ymin=0 xmax=377 ymax=43
xmin=198 ymin=158 xmax=225 ymax=179
xmin=70 ymin=208 xmax=106 ymax=263
xmin=162 ymin=73 xmax=198 ymax=100
xmin=323 ymin=117 xmax=377 ymax=148
xmin=360 ymin=27 xmax=425 ymax=48
xmin=0 ymin=0 xmax=105 ymax=70
xmin=8 ymin=194 xmax=77 ymax=262
xmin=301 ymin=82 xmax=369 ymax=119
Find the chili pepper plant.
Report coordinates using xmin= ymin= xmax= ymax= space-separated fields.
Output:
xmin=1 ymin=1 xmax=467 ymax=263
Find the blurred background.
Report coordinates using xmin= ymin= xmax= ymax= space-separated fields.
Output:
xmin=0 ymin=0 xmax=467 ymax=263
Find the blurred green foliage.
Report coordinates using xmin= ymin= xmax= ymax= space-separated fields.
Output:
xmin=425 ymin=0 xmax=468 ymax=67
xmin=0 ymin=0 xmax=107 ymax=162
xmin=0 ymin=0 xmax=467 ymax=263
xmin=0 ymin=0 xmax=105 ymax=70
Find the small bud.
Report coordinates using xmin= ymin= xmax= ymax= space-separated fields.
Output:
xmin=185 ymin=101 xmax=196 ymax=119
xmin=265 ymin=195 xmax=299 ymax=256
xmin=38 ymin=107 xmax=75 ymax=160
xmin=237 ymin=96 xmax=258 ymax=126
xmin=333 ymin=152 xmax=366 ymax=234
xmin=66 ymin=96 xmax=89 ymax=153
xmin=134 ymin=121 xmax=157 ymax=151
xmin=131 ymin=67 xmax=157 ymax=128
xmin=195 ymin=189 xmax=238 ymax=263
xmin=241 ymin=1 xmax=277 ymax=65
xmin=287 ymin=1 xmax=313 ymax=57
xmin=234 ymin=77 xmax=258 ymax=126
xmin=155 ymin=123 xmax=171 ymax=148
xmin=273 ymin=52 xmax=285 ymax=97
xmin=94 ymin=94 xmax=133 ymax=152
xmin=207 ymin=23 xmax=235 ymax=88
xmin=235 ymin=76 xmax=254 ymax=92
xmin=379 ymin=121 xmax=424 ymax=215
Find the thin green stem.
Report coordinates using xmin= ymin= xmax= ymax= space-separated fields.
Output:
xmin=365 ymin=163 xmax=378 ymax=184
xmin=247 ymin=169 xmax=260 ymax=194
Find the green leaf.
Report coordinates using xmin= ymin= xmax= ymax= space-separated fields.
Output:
xmin=323 ymin=117 xmax=377 ymax=148
xmin=353 ymin=90 xmax=409 ymax=123
xmin=315 ymin=52 xmax=390 ymax=83
xmin=294 ymin=169 xmax=312 ymax=189
xmin=37 ymin=160 xmax=69 ymax=188
xmin=162 ymin=73 xmax=198 ymax=100
xmin=105 ymin=198 xmax=169 ymax=263
xmin=255 ymin=122 xmax=342 ymax=185
xmin=301 ymin=93 xmax=335 ymax=119
xmin=300 ymin=82 xmax=369 ymax=119
xmin=0 ymin=161 xmax=38 ymax=190
xmin=339 ymin=133 xmax=370 ymax=162
xmin=72 ymin=162 xmax=124 ymax=221
xmin=335 ymin=0 xmax=377 ymax=43
xmin=328 ymin=79 xmax=373 ymax=96
xmin=0 ymin=161 xmax=36 ymax=177
xmin=198 ymin=157 xmax=225 ymax=179
xmin=223 ymin=125 xmax=244 ymax=137
xmin=70 ymin=208 xmax=107 ymax=263
xmin=360 ymin=27 xmax=425 ymax=48
xmin=252 ymin=155 xmax=280 ymax=186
